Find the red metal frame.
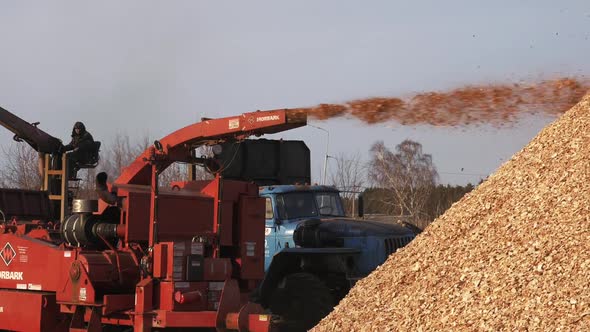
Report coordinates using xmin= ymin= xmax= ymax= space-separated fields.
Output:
xmin=0 ymin=290 xmax=67 ymax=332
xmin=0 ymin=108 xmax=307 ymax=331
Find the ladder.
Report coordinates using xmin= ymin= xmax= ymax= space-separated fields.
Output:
xmin=41 ymin=153 xmax=78 ymax=221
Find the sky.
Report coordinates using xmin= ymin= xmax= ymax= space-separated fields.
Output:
xmin=0 ymin=1 xmax=588 ymax=186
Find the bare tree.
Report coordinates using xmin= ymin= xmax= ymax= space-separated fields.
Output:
xmin=0 ymin=140 xmax=98 ymax=198
xmin=100 ymin=133 xmax=142 ymax=180
xmin=0 ymin=143 xmax=42 ymax=190
xmin=0 ymin=128 xmax=214 ymax=196
xmin=368 ymin=140 xmax=438 ymax=221
xmin=160 ymin=163 xmax=187 ymax=187
xmin=329 ymin=152 xmax=366 ymax=215
xmin=98 ymin=132 xmax=213 ymax=188
xmin=153 ymin=144 xmax=214 ymax=187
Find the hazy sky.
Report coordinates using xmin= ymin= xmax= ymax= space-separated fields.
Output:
xmin=0 ymin=1 xmax=588 ymax=185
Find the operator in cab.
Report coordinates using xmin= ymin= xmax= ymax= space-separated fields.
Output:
xmin=62 ymin=121 xmax=95 ymax=179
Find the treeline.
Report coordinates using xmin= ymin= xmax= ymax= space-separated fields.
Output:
xmin=361 ymin=183 xmax=475 ymax=222
xmin=1 ymin=132 xmax=483 ymax=231
xmin=329 ymin=138 xmax=489 ymax=230
xmin=0 ymin=133 xmax=212 ymax=196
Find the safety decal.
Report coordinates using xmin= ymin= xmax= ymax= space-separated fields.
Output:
xmin=1 ymin=243 xmax=16 ymax=266
xmin=229 ymin=118 xmax=240 ymax=129
xmin=79 ymin=287 xmax=87 ymax=301
xmin=28 ymin=284 xmax=42 ymax=291
xmin=17 ymin=246 xmax=28 ymax=263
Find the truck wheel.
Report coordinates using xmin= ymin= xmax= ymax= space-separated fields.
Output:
xmin=269 ymin=272 xmax=334 ymax=332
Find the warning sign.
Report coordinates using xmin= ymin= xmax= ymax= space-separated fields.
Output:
xmin=1 ymin=243 xmax=16 ymax=266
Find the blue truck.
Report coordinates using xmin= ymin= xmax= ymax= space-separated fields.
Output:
xmin=216 ymin=138 xmax=417 ymax=331
xmin=256 ymin=184 xmax=415 ymax=330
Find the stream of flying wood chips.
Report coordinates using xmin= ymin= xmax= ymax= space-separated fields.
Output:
xmin=292 ymin=77 xmax=589 ymax=127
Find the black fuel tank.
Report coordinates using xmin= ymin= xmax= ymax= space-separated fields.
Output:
xmin=217 ymin=139 xmax=311 ymax=186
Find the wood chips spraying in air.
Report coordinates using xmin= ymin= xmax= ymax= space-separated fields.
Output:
xmin=311 ymin=92 xmax=590 ymax=331
xmin=293 ymin=77 xmax=589 ymax=127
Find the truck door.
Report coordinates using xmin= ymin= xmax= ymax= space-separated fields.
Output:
xmin=264 ymin=196 xmax=277 ymax=271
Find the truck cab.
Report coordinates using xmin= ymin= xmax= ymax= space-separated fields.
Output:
xmin=261 ymin=184 xmax=415 ymax=272
xmin=261 ymin=185 xmax=343 ymax=270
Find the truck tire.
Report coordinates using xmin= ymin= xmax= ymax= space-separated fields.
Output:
xmin=269 ymin=272 xmax=334 ymax=332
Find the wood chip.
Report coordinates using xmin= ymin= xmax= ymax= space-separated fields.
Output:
xmin=312 ymin=92 xmax=590 ymax=331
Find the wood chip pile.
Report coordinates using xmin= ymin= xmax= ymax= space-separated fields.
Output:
xmin=312 ymin=93 xmax=590 ymax=331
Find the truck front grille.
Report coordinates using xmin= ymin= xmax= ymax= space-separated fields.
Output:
xmin=384 ymin=236 xmax=413 ymax=256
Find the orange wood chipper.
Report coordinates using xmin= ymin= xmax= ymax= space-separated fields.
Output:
xmin=0 ymin=106 xmax=306 ymax=331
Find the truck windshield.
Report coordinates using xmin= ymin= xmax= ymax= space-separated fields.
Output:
xmin=277 ymin=192 xmax=345 ymax=220
xmin=314 ymin=192 xmax=345 ymax=217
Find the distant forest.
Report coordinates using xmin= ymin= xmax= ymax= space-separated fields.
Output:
xmin=349 ymin=183 xmax=478 ymax=230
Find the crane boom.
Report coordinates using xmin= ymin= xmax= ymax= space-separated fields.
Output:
xmin=0 ymin=106 xmax=63 ymax=153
